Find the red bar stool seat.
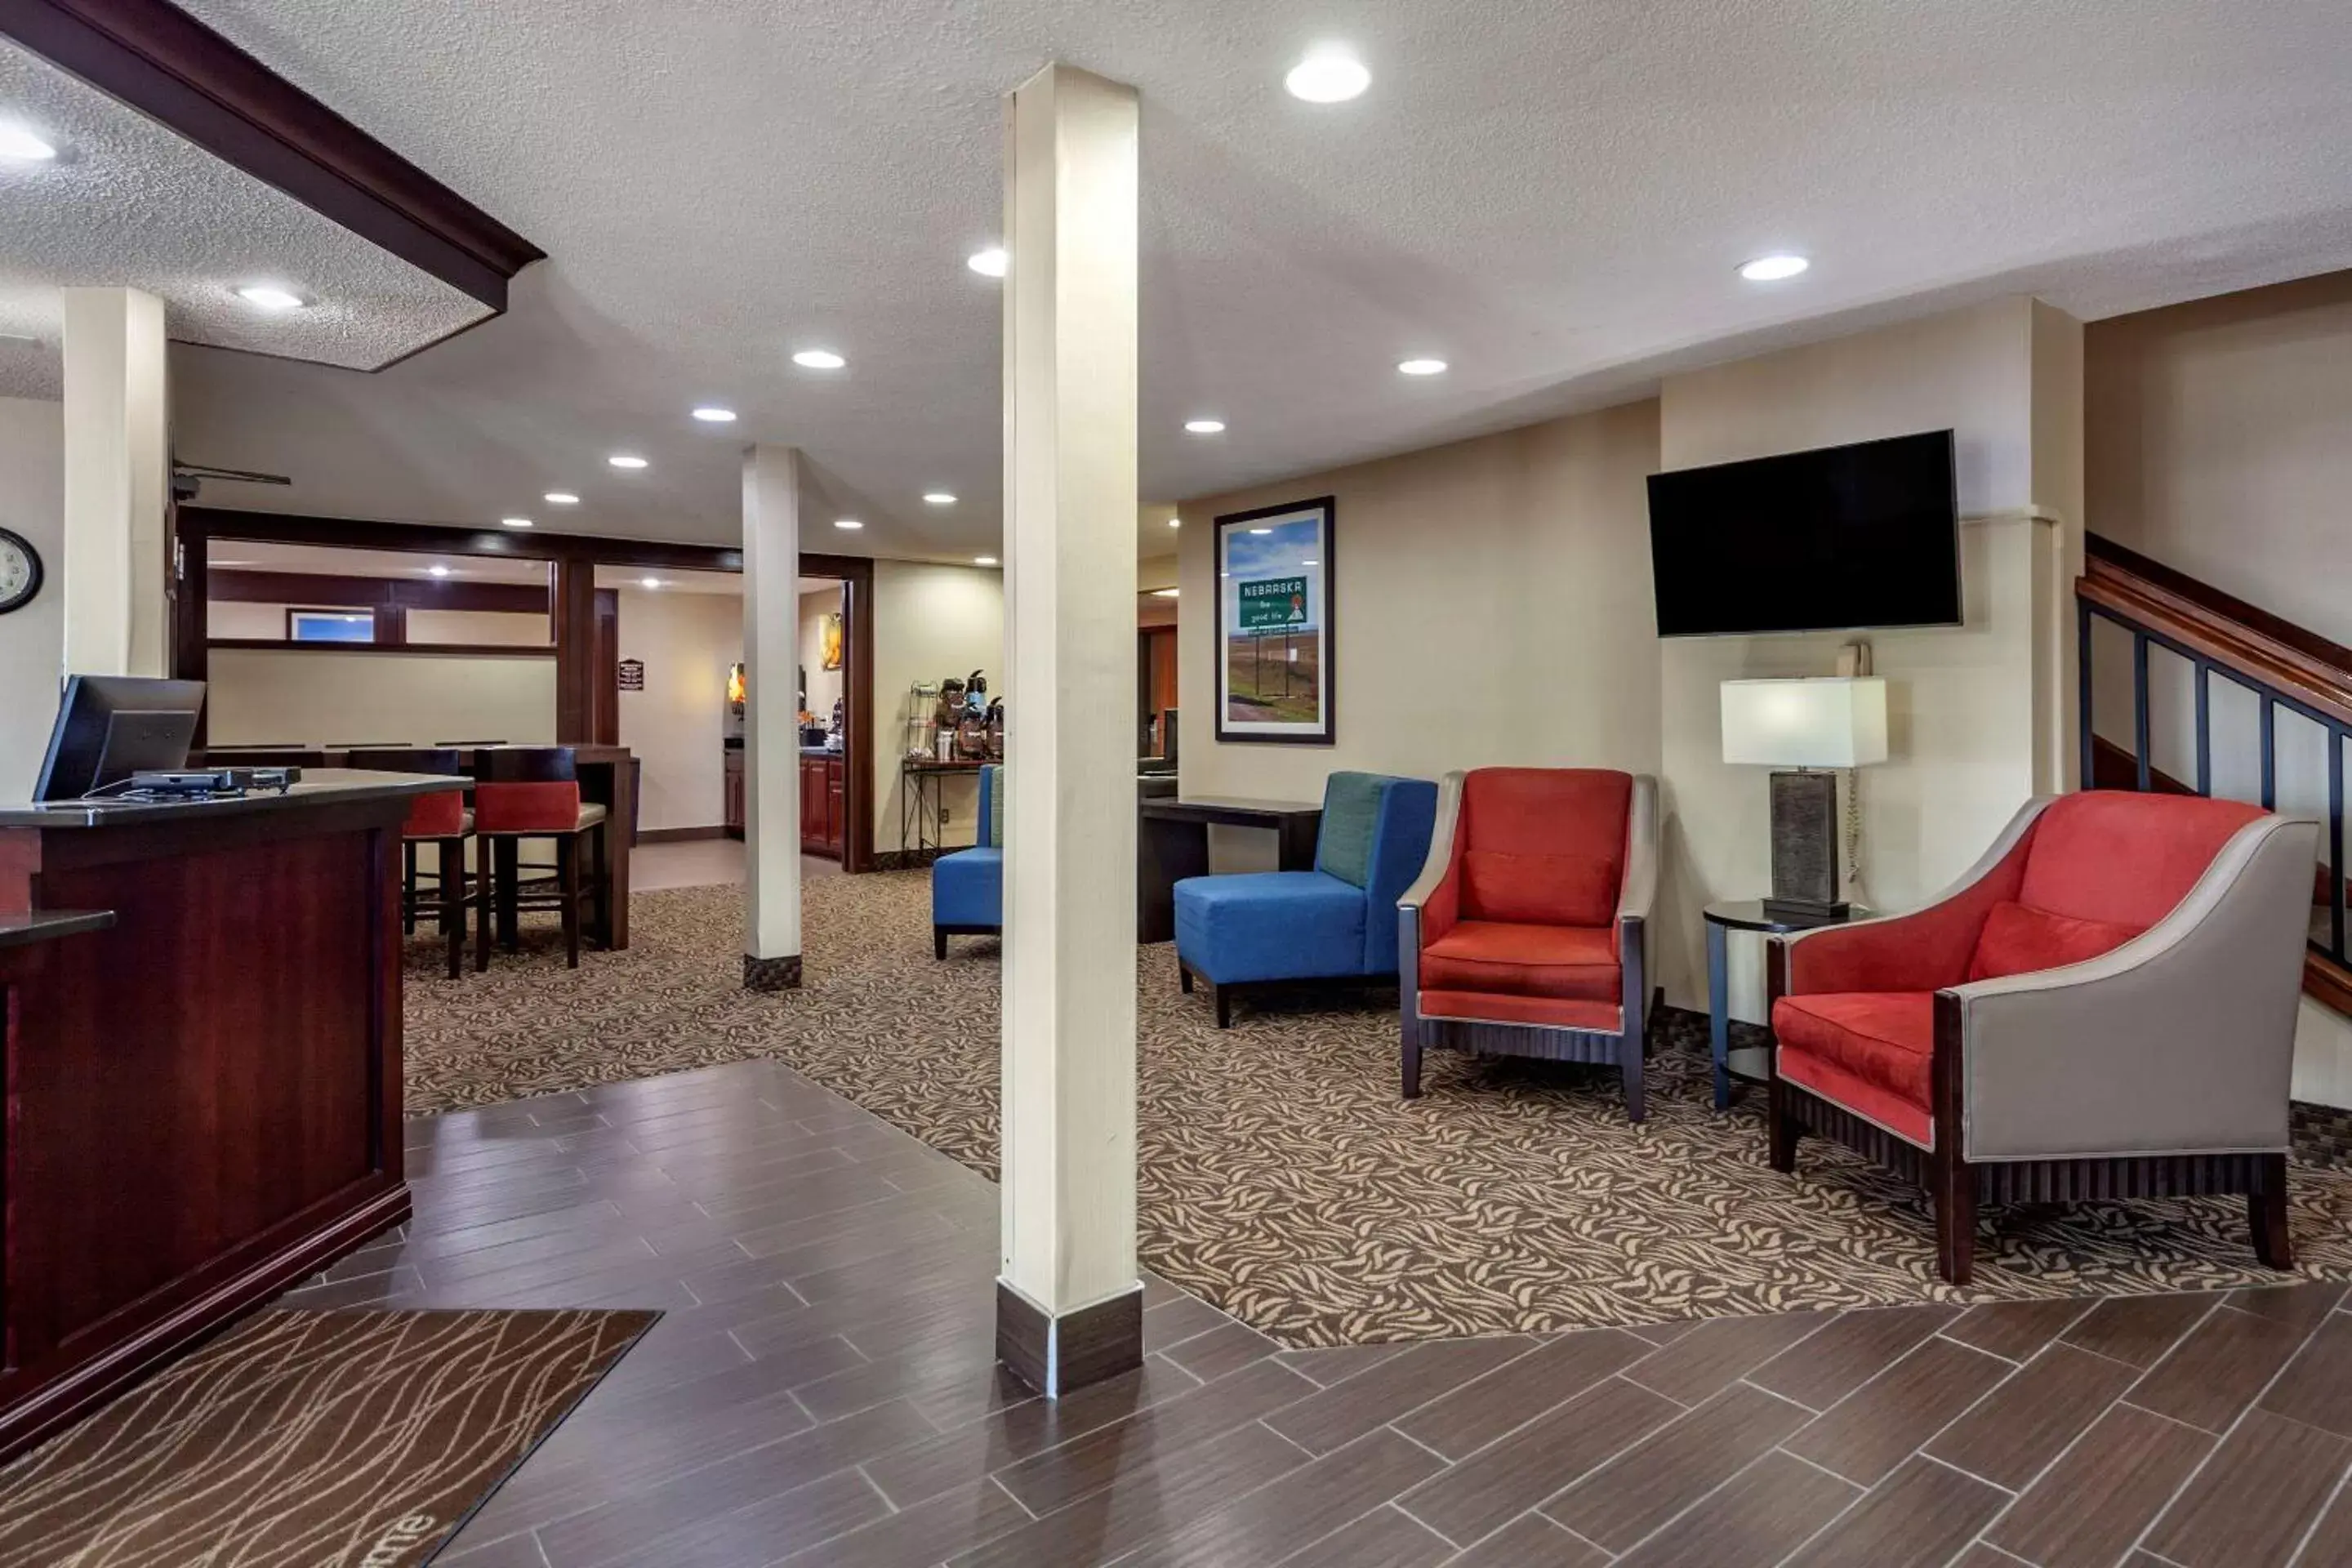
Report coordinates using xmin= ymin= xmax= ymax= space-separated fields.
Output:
xmin=348 ymin=748 xmax=474 ymax=980
xmin=470 ymin=748 xmax=611 ymax=970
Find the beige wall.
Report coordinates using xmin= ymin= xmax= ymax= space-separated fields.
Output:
xmin=1658 ymin=296 xmax=2082 ymax=1017
xmin=409 ymin=608 xmax=551 ymax=646
xmin=2083 ymin=272 xmax=2352 ymax=1102
xmin=2087 ymin=272 xmax=2352 ymax=645
xmin=0 ymin=397 xmax=64 ymax=799
xmin=205 ymin=647 xmax=558 ymax=746
xmin=873 ymin=560 xmax=1004 ymax=855
xmin=799 ymin=584 xmax=844 ymax=724
xmin=614 ymin=585 xmax=742 ymax=833
xmin=1176 ymin=399 xmax=1664 ymax=824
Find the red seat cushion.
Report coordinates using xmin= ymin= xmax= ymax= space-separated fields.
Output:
xmin=1455 ymin=769 xmax=1630 ymax=928
xmin=403 ymin=788 xmax=466 ymax=838
xmin=1422 ymin=921 xmax=1619 ymax=1002
xmin=474 ymin=780 xmax=584 ymax=834
xmin=1771 ymin=992 xmax=1936 ymax=1147
xmin=1967 ymin=900 xmax=2143 ymax=982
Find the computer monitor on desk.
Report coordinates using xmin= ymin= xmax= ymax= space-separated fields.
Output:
xmin=33 ymin=675 xmax=207 ymax=800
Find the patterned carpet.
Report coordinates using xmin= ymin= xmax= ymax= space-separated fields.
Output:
xmin=0 ymin=1309 xmax=653 ymax=1568
xmin=405 ymin=874 xmax=2352 ymax=1347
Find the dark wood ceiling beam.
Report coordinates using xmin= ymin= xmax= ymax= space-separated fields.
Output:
xmin=180 ymin=507 xmax=745 ymax=574
xmin=207 ymin=568 xmax=550 ymax=615
xmin=1 ymin=0 xmax=542 ymax=310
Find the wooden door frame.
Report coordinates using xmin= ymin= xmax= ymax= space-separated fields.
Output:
xmin=172 ymin=509 xmax=877 ymax=873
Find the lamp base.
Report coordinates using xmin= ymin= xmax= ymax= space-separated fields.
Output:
xmin=1767 ymin=769 xmax=1842 ymax=917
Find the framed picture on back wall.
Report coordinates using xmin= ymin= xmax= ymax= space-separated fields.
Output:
xmin=1214 ymin=496 xmax=1334 ymax=745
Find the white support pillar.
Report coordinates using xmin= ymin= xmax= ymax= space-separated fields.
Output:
xmin=60 ymin=287 xmax=169 ymax=677
xmin=742 ymin=443 xmax=804 ymax=990
xmin=995 ymin=62 xmax=1143 ymax=1396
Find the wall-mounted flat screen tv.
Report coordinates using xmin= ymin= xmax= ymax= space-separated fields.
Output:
xmin=1646 ymin=429 xmax=1961 ymax=636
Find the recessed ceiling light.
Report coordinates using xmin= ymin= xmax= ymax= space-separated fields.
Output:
xmin=1738 ymin=253 xmax=1810 ymax=282
xmin=834 ymin=518 xmax=864 ymax=530
xmin=608 ymin=454 xmax=648 ymax=470
xmin=792 ymin=349 xmax=846 ymax=370
xmin=974 ymin=555 xmax=999 ymax=566
xmin=501 ymin=517 xmax=533 ymax=528
xmin=0 ymin=127 xmax=58 ymax=162
xmin=639 ymin=577 xmax=662 ymax=589
xmin=544 ymin=492 xmax=580 ymax=505
xmin=1184 ymin=419 xmax=1226 ymax=434
xmin=427 ymin=564 xmax=451 ymax=578
xmin=967 ymin=248 xmax=1009 ymax=278
xmin=924 ymin=492 xmax=957 ymax=506
xmin=235 ymin=284 xmax=306 ymax=312
xmin=1285 ymin=47 xmax=1370 ymax=104
xmin=1152 ymin=587 xmax=1180 ymax=598
xmin=1397 ymin=358 xmax=1448 ymax=376
xmin=692 ymin=406 xmax=737 ymax=423
xmin=1168 ymin=517 xmax=1181 ymax=528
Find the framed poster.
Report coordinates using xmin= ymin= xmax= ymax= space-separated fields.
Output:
xmin=1214 ymin=496 xmax=1334 ymax=745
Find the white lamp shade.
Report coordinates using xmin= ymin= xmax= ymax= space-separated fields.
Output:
xmin=1721 ymin=678 xmax=1889 ymax=768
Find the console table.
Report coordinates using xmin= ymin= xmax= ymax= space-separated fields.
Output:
xmin=1138 ymin=795 xmax=1322 ymax=942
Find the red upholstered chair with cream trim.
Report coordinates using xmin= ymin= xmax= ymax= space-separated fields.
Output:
xmin=1766 ymin=790 xmax=2319 ymax=1285
xmin=1399 ymin=768 xmax=1659 ymax=1120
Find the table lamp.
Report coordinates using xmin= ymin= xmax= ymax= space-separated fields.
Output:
xmin=1720 ymin=677 xmax=1888 ymax=920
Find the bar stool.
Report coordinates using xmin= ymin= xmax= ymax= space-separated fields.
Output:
xmin=346 ymin=747 xmax=474 ymax=979
xmin=471 ymin=746 xmax=608 ymax=970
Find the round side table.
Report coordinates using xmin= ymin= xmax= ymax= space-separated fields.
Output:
xmin=1702 ymin=899 xmax=1866 ymax=1111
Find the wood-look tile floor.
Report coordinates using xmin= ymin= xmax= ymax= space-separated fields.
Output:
xmin=284 ymin=1059 xmax=2352 ymax=1568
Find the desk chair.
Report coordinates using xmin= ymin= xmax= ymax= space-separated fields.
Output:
xmin=347 ymin=747 xmax=474 ymax=979
xmin=471 ymin=746 xmax=609 ymax=969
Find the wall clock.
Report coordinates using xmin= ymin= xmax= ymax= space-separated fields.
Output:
xmin=0 ymin=527 xmax=41 ymax=615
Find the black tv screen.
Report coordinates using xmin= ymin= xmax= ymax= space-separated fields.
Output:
xmin=1646 ymin=430 xmax=1961 ymax=636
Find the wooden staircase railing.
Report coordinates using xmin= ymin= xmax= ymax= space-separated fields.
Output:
xmin=2079 ymin=533 xmax=2352 ymax=1016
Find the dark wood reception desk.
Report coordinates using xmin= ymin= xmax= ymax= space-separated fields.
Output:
xmin=0 ymin=771 xmax=460 ymax=1462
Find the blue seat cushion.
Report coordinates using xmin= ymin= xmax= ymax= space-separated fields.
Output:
xmin=932 ymin=846 xmax=1002 ymax=929
xmin=1174 ymin=871 xmax=1366 ymax=985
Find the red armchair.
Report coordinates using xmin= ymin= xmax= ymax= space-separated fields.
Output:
xmin=1400 ymin=768 xmax=1658 ymax=1119
xmin=1766 ymin=790 xmax=2319 ymax=1285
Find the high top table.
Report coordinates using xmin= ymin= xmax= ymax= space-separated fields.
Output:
xmin=0 ymin=769 xmax=461 ymax=1461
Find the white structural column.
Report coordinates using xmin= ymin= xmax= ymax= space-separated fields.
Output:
xmin=995 ymin=62 xmax=1144 ymax=1397
xmin=60 ymin=287 xmax=169 ymax=677
xmin=741 ymin=443 xmax=804 ymax=990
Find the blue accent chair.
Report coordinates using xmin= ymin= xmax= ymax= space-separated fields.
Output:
xmin=1173 ymin=771 xmax=1439 ymax=1027
xmin=930 ymin=764 xmax=1002 ymax=958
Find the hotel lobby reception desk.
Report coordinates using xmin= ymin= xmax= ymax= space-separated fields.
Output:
xmin=0 ymin=773 xmax=453 ymax=1462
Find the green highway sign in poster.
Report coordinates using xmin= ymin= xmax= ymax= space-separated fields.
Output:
xmin=1237 ymin=576 xmax=1309 ymax=630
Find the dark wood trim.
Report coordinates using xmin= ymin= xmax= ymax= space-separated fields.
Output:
xmin=637 ymin=826 xmax=727 ymax=844
xmin=180 ymin=507 xmax=744 ymax=573
xmin=553 ymin=560 xmax=599 ymax=745
xmin=802 ymin=553 xmax=876 ymax=875
xmin=372 ymin=601 xmax=407 ymax=646
xmin=994 ymin=1280 xmax=1144 ymax=1399
xmin=592 ymin=588 xmax=620 ymax=746
xmin=207 ymin=639 xmax=554 ymax=659
xmin=212 ymin=569 xmax=551 ymax=616
xmin=2082 ymin=533 xmax=2352 ymax=731
xmin=1210 ymin=495 xmax=1337 ymax=747
xmin=0 ymin=0 xmax=541 ymax=315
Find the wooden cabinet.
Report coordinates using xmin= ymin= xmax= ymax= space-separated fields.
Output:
xmin=723 ymin=746 xmax=745 ymax=839
xmin=800 ymin=752 xmax=845 ymax=858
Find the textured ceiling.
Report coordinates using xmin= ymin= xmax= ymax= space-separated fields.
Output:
xmin=161 ymin=0 xmax=2352 ymax=556
xmin=0 ymin=40 xmax=489 ymax=398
